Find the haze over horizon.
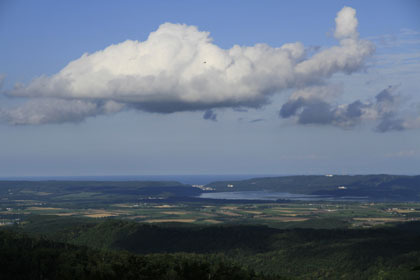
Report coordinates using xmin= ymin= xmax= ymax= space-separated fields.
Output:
xmin=1 ymin=0 xmax=419 ymax=176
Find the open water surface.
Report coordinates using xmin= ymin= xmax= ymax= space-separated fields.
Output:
xmin=199 ymin=190 xmax=368 ymax=201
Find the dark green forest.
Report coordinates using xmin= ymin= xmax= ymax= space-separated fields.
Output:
xmin=2 ymin=216 xmax=420 ymax=279
xmin=0 ymin=229 xmax=275 ymax=280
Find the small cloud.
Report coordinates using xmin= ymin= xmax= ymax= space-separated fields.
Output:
xmin=279 ymin=97 xmax=306 ymax=118
xmin=334 ymin=6 xmax=359 ymax=39
xmin=203 ymin=109 xmax=217 ymax=121
xmin=375 ymin=85 xmax=395 ymax=103
xmin=0 ymin=74 xmax=5 ymax=90
xmin=297 ymin=100 xmax=334 ymax=125
xmin=249 ymin=118 xmax=265 ymax=123
xmin=375 ymin=115 xmax=405 ymax=132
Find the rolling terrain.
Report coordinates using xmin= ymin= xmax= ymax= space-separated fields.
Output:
xmin=2 ymin=175 xmax=420 ymax=279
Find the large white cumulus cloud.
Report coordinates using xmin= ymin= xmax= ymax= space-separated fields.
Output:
xmin=3 ymin=6 xmax=374 ymax=124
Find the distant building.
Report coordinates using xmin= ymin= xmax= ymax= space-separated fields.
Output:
xmin=325 ymin=174 xmax=334 ymax=177
xmin=338 ymin=186 xmax=347 ymax=190
xmin=227 ymin=184 xmax=234 ymax=188
xmin=192 ymin=184 xmax=214 ymax=191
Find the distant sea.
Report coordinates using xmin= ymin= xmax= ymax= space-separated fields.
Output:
xmin=0 ymin=174 xmax=284 ymax=185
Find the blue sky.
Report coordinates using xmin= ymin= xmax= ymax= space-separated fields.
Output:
xmin=0 ymin=0 xmax=419 ymax=176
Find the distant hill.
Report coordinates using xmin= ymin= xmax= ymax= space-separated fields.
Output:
xmin=0 ymin=180 xmax=201 ymax=206
xmin=205 ymin=175 xmax=420 ymax=201
xmin=2 ymin=175 xmax=420 ymax=202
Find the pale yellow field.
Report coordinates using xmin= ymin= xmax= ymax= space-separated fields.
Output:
xmin=162 ymin=211 xmax=188 ymax=215
xmin=260 ymin=217 xmax=309 ymax=222
xmin=219 ymin=211 xmax=242 ymax=217
xmin=271 ymin=209 xmax=298 ymax=213
xmin=202 ymin=219 xmax=222 ymax=224
xmin=393 ymin=209 xmax=418 ymax=213
xmin=81 ymin=209 xmax=130 ymax=218
xmin=271 ymin=207 xmax=318 ymax=211
xmin=221 ymin=206 xmax=238 ymax=210
xmin=20 ymin=190 xmax=52 ymax=196
xmin=84 ymin=213 xmax=118 ymax=218
xmin=274 ymin=213 xmax=301 ymax=217
xmin=55 ymin=213 xmax=76 ymax=216
xmin=112 ymin=203 xmax=136 ymax=208
xmin=154 ymin=205 xmax=175 ymax=208
xmin=241 ymin=210 xmax=263 ymax=214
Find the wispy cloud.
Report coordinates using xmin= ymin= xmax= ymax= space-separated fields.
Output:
xmin=385 ymin=150 xmax=420 ymax=158
xmin=368 ymin=28 xmax=420 ymax=49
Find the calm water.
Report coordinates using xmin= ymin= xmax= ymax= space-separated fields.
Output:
xmin=199 ymin=191 xmax=368 ymax=201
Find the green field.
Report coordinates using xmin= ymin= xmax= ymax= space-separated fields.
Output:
xmin=4 ymin=200 xmax=420 ymax=229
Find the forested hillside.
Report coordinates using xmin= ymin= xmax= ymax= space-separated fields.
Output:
xmin=10 ymin=216 xmax=420 ymax=279
xmin=0 ymin=229 xmax=276 ymax=280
